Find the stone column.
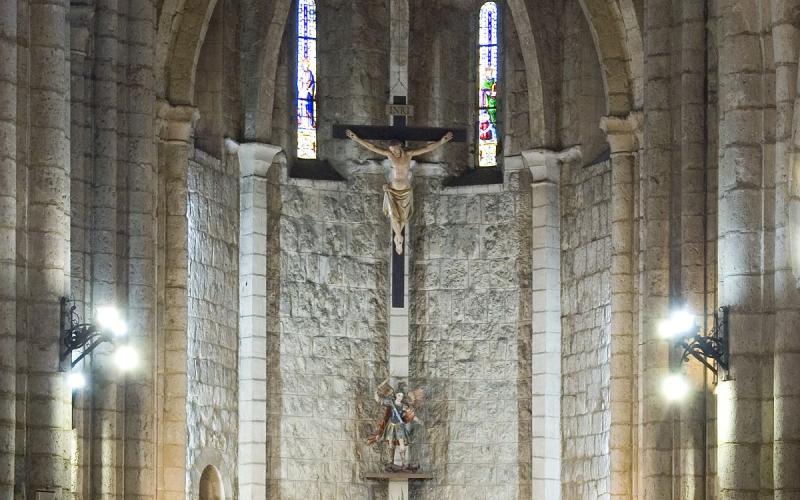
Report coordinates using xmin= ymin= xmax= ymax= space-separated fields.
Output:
xmin=523 ymin=147 xmax=579 ymax=500
xmin=640 ymin=1 xmax=674 ymax=498
xmin=156 ymin=101 xmax=198 ymax=499
xmin=772 ymin=0 xmax=800 ymax=496
xmin=601 ymin=113 xmax=642 ymax=500
xmin=68 ymin=4 xmax=92 ymax=306
xmin=125 ymin=0 xmax=158 ymax=496
xmin=0 ymin=0 xmax=17 ymax=494
xmin=90 ymin=0 xmax=120 ymax=307
xmin=717 ymin=0 xmax=768 ymax=496
xmin=26 ymin=0 xmax=72 ymax=495
xmin=89 ymin=0 xmax=124 ymax=495
xmin=67 ymin=5 xmax=93 ymax=496
xmin=675 ymin=1 xmax=713 ymax=496
xmin=234 ymin=141 xmax=282 ymax=500
xmin=14 ymin=0 xmax=30 ymax=493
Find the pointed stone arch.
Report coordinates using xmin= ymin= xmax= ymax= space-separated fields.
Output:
xmin=157 ymin=0 xmax=220 ymax=104
xmin=577 ymin=0 xmax=640 ymax=115
xmin=617 ymin=0 xmax=644 ymax=108
xmin=248 ymin=0 xmax=294 ymax=141
xmin=506 ymin=0 xmax=549 ymax=147
xmin=190 ymin=448 xmax=234 ymax=500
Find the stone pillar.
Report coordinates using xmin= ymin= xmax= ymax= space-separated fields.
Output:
xmin=639 ymin=2 xmax=675 ymax=498
xmin=90 ymin=0 xmax=120 ymax=305
xmin=67 ymin=5 xmax=93 ymax=496
xmin=675 ymin=2 xmax=713 ymax=496
xmin=125 ymin=0 xmax=158 ymax=496
xmin=157 ymin=101 xmax=198 ymax=499
xmin=601 ymin=113 xmax=642 ymax=500
xmin=772 ymin=0 xmax=800 ymax=496
xmin=523 ymin=147 xmax=579 ymax=500
xmin=89 ymin=0 xmax=124 ymax=495
xmin=0 ymin=0 xmax=17 ymax=494
xmin=234 ymin=141 xmax=282 ymax=500
xmin=68 ymin=4 xmax=92 ymax=306
xmin=26 ymin=0 xmax=72 ymax=495
xmin=717 ymin=0 xmax=768 ymax=496
xmin=14 ymin=0 xmax=30 ymax=493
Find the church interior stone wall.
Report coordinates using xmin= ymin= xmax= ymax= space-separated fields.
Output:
xmin=316 ymin=0 xmax=390 ymax=163
xmin=187 ymin=149 xmax=241 ymax=494
xmin=266 ymin=168 xmax=390 ymax=499
xmin=559 ymin=159 xmax=612 ymax=499
xmin=408 ymin=0 xmax=471 ymax=170
xmin=409 ymin=172 xmax=532 ymax=499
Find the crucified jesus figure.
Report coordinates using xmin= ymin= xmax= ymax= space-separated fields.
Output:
xmin=346 ymin=129 xmax=454 ymax=254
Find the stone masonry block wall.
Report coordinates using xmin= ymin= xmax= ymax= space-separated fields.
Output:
xmin=265 ymin=168 xmax=389 ymax=500
xmin=187 ymin=149 xmax=240 ymax=494
xmin=318 ymin=0 xmax=389 ymax=162
xmin=560 ymin=159 xmax=612 ymax=499
xmin=410 ymin=170 xmax=532 ymax=500
xmin=409 ymin=0 xmax=471 ymax=169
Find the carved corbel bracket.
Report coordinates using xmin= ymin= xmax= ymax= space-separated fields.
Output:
xmin=600 ymin=111 xmax=643 ymax=154
xmin=156 ymin=100 xmax=200 ymax=143
xmin=228 ymin=140 xmax=285 ymax=178
xmin=522 ymin=146 xmax=582 ymax=184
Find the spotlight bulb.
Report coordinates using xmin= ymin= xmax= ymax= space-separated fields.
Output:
xmin=67 ymin=371 xmax=87 ymax=391
xmin=658 ymin=309 xmax=697 ymax=339
xmin=662 ymin=374 xmax=690 ymax=401
xmin=96 ymin=306 xmax=127 ymax=337
xmin=96 ymin=306 xmax=120 ymax=328
xmin=114 ymin=345 xmax=138 ymax=372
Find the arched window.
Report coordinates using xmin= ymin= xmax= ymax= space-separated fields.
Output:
xmin=477 ymin=1 xmax=499 ymax=167
xmin=297 ymin=0 xmax=317 ymax=159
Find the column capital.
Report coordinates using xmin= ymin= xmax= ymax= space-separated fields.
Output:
xmin=522 ymin=146 xmax=582 ymax=184
xmin=157 ymin=100 xmax=200 ymax=143
xmin=228 ymin=141 xmax=284 ymax=178
xmin=600 ymin=111 xmax=643 ymax=154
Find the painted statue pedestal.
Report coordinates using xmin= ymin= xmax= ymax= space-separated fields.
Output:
xmin=363 ymin=472 xmax=433 ymax=500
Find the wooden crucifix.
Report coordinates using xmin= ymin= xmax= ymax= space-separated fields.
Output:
xmin=333 ymin=123 xmax=466 ymax=307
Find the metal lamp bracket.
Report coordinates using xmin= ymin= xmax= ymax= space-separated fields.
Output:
xmin=59 ymin=297 xmax=114 ymax=371
xmin=676 ymin=306 xmax=730 ymax=380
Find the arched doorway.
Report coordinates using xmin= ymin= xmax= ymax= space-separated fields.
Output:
xmin=198 ymin=465 xmax=224 ymax=500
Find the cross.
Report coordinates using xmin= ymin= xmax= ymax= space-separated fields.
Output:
xmin=332 ymin=123 xmax=466 ymax=308
xmin=332 ymin=123 xmax=467 ymax=144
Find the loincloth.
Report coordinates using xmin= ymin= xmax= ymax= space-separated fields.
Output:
xmin=383 ymin=185 xmax=413 ymax=231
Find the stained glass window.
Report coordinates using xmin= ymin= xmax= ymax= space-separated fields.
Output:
xmin=478 ymin=2 xmax=498 ymax=167
xmin=297 ymin=0 xmax=317 ymax=159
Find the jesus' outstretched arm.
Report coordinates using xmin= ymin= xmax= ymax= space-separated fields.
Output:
xmin=346 ymin=129 xmax=390 ymax=156
xmin=407 ymin=132 xmax=454 ymax=158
